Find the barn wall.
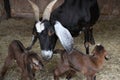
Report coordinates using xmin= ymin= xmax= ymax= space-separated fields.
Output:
xmin=98 ymin=0 xmax=120 ymax=16
xmin=9 ymin=0 xmax=63 ymax=18
xmin=0 ymin=0 xmax=6 ymax=19
xmin=0 ymin=0 xmax=120 ymax=19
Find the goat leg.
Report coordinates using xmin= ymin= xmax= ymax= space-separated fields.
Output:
xmin=84 ymin=28 xmax=90 ymax=54
xmin=84 ymin=27 xmax=95 ymax=54
xmin=66 ymin=70 xmax=76 ymax=80
xmin=89 ymin=28 xmax=95 ymax=45
xmin=54 ymin=65 xmax=70 ymax=80
xmin=84 ymin=42 xmax=90 ymax=54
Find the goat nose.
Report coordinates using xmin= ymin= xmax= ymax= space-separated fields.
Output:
xmin=41 ymin=50 xmax=53 ymax=60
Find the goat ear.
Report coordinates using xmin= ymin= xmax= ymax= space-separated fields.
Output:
xmin=54 ymin=21 xmax=74 ymax=52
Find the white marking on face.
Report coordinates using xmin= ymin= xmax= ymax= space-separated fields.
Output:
xmin=32 ymin=58 xmax=39 ymax=65
xmin=35 ymin=21 xmax=45 ymax=33
xmin=54 ymin=21 xmax=74 ymax=52
xmin=41 ymin=50 xmax=53 ymax=60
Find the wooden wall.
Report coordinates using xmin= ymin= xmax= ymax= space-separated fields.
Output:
xmin=0 ymin=0 xmax=120 ymax=19
xmin=0 ymin=0 xmax=6 ymax=19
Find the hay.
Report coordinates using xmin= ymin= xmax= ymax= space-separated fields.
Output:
xmin=0 ymin=17 xmax=120 ymax=80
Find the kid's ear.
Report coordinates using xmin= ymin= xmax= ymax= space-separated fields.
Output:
xmin=31 ymin=58 xmax=38 ymax=65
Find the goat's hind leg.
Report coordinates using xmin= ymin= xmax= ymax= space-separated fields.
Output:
xmin=84 ymin=27 xmax=95 ymax=54
xmin=89 ymin=28 xmax=95 ymax=45
xmin=0 ymin=56 xmax=13 ymax=80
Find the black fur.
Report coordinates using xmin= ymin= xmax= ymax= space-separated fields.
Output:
xmin=28 ymin=0 xmax=100 ymax=60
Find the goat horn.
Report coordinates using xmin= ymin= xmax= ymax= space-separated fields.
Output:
xmin=42 ymin=0 xmax=57 ymax=20
xmin=28 ymin=0 xmax=39 ymax=22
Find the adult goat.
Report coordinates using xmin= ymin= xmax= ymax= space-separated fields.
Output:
xmin=27 ymin=0 xmax=100 ymax=60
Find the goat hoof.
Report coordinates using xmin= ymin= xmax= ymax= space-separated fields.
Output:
xmin=105 ymin=56 xmax=109 ymax=60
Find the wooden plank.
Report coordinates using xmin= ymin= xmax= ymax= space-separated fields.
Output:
xmin=9 ymin=0 xmax=63 ymax=18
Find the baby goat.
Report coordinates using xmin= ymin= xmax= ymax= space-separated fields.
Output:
xmin=0 ymin=40 xmax=44 ymax=80
xmin=53 ymin=44 xmax=108 ymax=80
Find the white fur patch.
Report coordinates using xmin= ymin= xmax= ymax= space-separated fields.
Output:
xmin=35 ymin=21 xmax=45 ymax=33
xmin=54 ymin=21 xmax=74 ymax=52
xmin=32 ymin=58 xmax=39 ymax=65
xmin=41 ymin=50 xmax=53 ymax=60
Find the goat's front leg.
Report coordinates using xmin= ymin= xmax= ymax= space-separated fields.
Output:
xmin=26 ymin=35 xmax=37 ymax=50
xmin=54 ymin=65 xmax=70 ymax=80
xmin=21 ymin=70 xmax=34 ymax=80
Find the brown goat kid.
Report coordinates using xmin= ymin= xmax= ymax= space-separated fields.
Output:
xmin=54 ymin=44 xmax=108 ymax=80
xmin=0 ymin=40 xmax=44 ymax=80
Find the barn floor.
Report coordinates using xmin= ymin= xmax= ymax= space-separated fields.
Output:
xmin=0 ymin=16 xmax=120 ymax=80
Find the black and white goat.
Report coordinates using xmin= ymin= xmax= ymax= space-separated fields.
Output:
xmin=27 ymin=0 xmax=100 ymax=60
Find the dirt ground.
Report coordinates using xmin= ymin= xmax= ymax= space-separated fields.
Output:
xmin=0 ymin=16 xmax=120 ymax=80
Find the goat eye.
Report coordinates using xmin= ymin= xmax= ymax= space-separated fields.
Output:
xmin=48 ymin=30 xmax=54 ymax=36
xmin=33 ymin=63 xmax=38 ymax=67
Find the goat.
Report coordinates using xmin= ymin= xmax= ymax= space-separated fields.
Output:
xmin=27 ymin=0 xmax=100 ymax=60
xmin=0 ymin=40 xmax=44 ymax=80
xmin=53 ymin=44 xmax=108 ymax=80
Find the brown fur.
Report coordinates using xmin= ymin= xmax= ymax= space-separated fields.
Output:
xmin=0 ymin=40 xmax=44 ymax=80
xmin=53 ymin=44 xmax=107 ymax=80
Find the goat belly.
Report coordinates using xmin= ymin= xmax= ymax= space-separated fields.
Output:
xmin=68 ymin=52 xmax=85 ymax=70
